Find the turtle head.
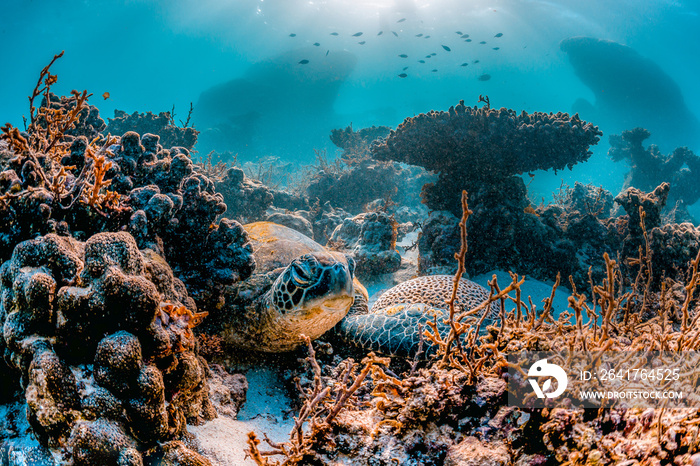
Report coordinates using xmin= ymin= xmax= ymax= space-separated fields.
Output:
xmin=271 ymin=251 xmax=355 ymax=321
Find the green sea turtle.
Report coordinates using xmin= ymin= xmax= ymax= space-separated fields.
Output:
xmin=216 ymin=221 xmax=368 ymax=352
xmin=337 ymin=275 xmax=500 ymax=358
xmin=216 ymin=222 xmax=497 ymax=357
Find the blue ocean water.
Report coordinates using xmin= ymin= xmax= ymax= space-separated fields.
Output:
xmin=1 ymin=0 xmax=698 ymax=211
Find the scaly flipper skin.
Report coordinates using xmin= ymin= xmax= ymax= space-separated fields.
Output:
xmin=338 ymin=276 xmax=500 ymax=358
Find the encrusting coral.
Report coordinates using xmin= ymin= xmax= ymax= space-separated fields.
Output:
xmin=0 ymin=232 xmax=213 ymax=464
xmin=106 ymin=109 xmax=199 ymax=151
xmin=328 ymin=211 xmax=401 ymax=277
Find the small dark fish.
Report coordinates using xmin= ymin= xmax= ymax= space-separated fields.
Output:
xmin=441 ymin=45 xmax=451 ymax=52
xmin=313 ymin=42 xmax=320 ymax=46
xmin=392 ymin=31 xmax=398 ymax=37
xmin=473 ymin=59 xmax=480 ymax=63
xmin=425 ymin=55 xmax=431 ymax=58
xmin=461 ymin=34 xmax=470 ymax=38
xmin=418 ymin=59 xmax=425 ymax=63
xmin=330 ymin=32 xmax=339 ymax=36
xmin=460 ymin=62 xmax=468 ymax=67
xmin=480 ymin=41 xmax=487 ymax=44
xmin=455 ymin=31 xmax=462 ymax=34
xmin=289 ymin=33 xmax=297 ymax=37
xmin=352 ymin=32 xmax=363 ymax=37
xmin=298 ymin=59 xmax=309 ymax=64
xmin=478 ymin=73 xmax=491 ymax=81
xmin=431 ymin=52 xmax=437 ymax=56
xmin=494 ymin=32 xmax=503 ymax=37
xmin=358 ymin=41 xmax=366 ymax=45
xmin=465 ymin=39 xmax=472 ymax=42
xmin=403 ymin=66 xmax=409 ymax=70
xmin=398 ymin=73 xmax=408 ymax=78
xmin=398 ymin=54 xmax=408 ymax=58
xmin=431 ymin=69 xmax=438 ymax=72
xmin=424 ymin=35 xmax=431 ymax=38
xmin=378 ymin=31 xmax=383 ymax=36
xmin=397 ymin=18 xmax=406 ymax=23
xmin=492 ymin=47 xmax=500 ymax=50
xmin=326 ymin=50 xmax=329 ymax=56
xmin=415 ymin=33 xmax=423 ymax=37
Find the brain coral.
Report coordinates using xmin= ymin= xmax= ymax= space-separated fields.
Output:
xmin=0 ymin=232 xmax=213 ymax=464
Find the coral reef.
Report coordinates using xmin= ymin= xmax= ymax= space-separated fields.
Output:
xmin=213 ymin=166 xmax=274 ymax=223
xmin=0 ymin=232 xmax=212 ymax=464
xmin=329 ymin=124 xmax=391 ymax=166
xmin=2 ymin=93 xmax=255 ymax=312
xmin=369 ymin=99 xmax=602 ymax=285
xmin=306 ymin=158 xmax=405 ymax=214
xmin=328 ymin=212 xmax=401 ymax=277
xmin=609 ymin=127 xmax=700 ymax=215
xmin=41 ymin=91 xmax=107 ymax=141
xmin=249 ymin=193 xmax=700 ymax=466
xmin=372 ymin=99 xmax=602 ymax=214
xmin=106 ymin=109 xmax=199 ymax=151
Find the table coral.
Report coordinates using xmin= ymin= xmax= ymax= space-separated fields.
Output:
xmin=0 ymin=232 xmax=213 ymax=464
xmin=371 ymin=99 xmax=602 ymax=214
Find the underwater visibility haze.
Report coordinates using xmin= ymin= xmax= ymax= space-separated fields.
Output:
xmin=4 ymin=1 xmax=700 ymax=465
xmin=3 ymin=0 xmax=700 ymax=191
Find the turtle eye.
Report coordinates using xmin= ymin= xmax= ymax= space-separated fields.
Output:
xmin=291 ymin=261 xmax=312 ymax=284
xmin=344 ymin=255 xmax=356 ymax=277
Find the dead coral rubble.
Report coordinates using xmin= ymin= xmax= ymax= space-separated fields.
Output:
xmin=0 ymin=232 xmax=212 ymax=464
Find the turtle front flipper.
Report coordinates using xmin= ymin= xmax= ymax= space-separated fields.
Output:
xmin=338 ymin=303 xmax=493 ymax=359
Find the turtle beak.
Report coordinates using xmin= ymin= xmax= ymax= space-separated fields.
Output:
xmin=321 ymin=295 xmax=354 ymax=312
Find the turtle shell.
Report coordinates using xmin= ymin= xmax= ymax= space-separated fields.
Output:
xmin=244 ymin=222 xmax=327 ymax=274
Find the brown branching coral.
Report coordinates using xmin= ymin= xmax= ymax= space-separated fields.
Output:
xmin=246 ymin=336 xmax=389 ymax=465
xmin=262 ymin=186 xmax=700 ymax=465
xmin=0 ymin=52 xmax=120 ymax=215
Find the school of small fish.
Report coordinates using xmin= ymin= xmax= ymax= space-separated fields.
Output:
xmin=288 ymin=19 xmax=505 ymax=81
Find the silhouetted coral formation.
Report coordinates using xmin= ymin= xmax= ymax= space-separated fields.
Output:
xmin=609 ymin=127 xmax=700 ymax=214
